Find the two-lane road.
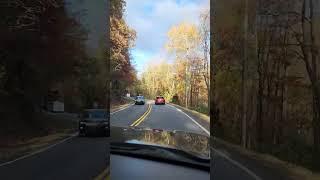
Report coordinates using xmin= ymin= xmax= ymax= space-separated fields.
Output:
xmin=111 ymin=100 xmax=286 ymax=180
xmin=111 ymin=100 xmax=208 ymax=136
xmin=0 ymin=101 xmax=286 ymax=180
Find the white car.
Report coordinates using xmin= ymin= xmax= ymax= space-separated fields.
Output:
xmin=135 ymin=96 xmax=145 ymax=105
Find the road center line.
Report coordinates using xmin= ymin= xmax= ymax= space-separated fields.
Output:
xmin=135 ymin=105 xmax=152 ymax=126
xmin=110 ymin=103 xmax=134 ymax=115
xmin=130 ymin=104 xmax=152 ymax=127
xmin=94 ymin=167 xmax=109 ymax=180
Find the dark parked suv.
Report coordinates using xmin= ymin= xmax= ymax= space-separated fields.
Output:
xmin=78 ymin=109 xmax=109 ymax=136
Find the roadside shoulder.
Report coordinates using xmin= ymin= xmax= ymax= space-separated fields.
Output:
xmin=167 ymin=104 xmax=319 ymax=180
xmin=0 ymin=112 xmax=78 ymax=165
xmin=168 ymin=103 xmax=210 ymax=132
xmin=213 ymin=137 xmax=320 ymax=180
xmin=0 ymin=131 xmax=75 ymax=165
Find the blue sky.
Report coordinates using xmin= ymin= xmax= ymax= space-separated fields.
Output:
xmin=125 ymin=0 xmax=209 ymax=76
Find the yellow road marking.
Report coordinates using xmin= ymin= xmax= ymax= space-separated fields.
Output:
xmin=134 ymin=105 xmax=152 ymax=126
xmin=94 ymin=167 xmax=109 ymax=180
xmin=130 ymin=104 xmax=152 ymax=127
xmin=130 ymin=105 xmax=150 ymax=126
xmin=130 ymin=104 xmax=151 ymax=127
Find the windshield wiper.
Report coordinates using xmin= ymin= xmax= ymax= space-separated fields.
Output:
xmin=111 ymin=142 xmax=210 ymax=171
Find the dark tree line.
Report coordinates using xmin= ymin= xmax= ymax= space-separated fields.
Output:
xmin=213 ymin=0 xmax=320 ymax=170
xmin=0 ymin=0 xmax=107 ymax=136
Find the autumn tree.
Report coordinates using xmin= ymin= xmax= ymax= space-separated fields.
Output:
xmin=139 ymin=19 xmax=210 ymax=114
xmin=166 ymin=22 xmax=202 ymax=108
xmin=110 ymin=0 xmax=137 ymax=100
xmin=214 ymin=0 xmax=320 ymax=170
xmin=140 ymin=61 xmax=175 ymax=101
xmin=199 ymin=7 xmax=210 ymax=109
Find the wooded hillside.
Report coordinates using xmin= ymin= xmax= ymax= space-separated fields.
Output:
xmin=213 ymin=0 xmax=320 ymax=170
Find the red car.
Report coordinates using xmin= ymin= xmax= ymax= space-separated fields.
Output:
xmin=155 ymin=96 xmax=165 ymax=105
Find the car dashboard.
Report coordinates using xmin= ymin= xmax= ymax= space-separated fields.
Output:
xmin=110 ymin=154 xmax=209 ymax=180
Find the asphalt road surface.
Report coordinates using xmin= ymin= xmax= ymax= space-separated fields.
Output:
xmin=0 ymin=100 xmax=290 ymax=180
xmin=111 ymin=100 xmax=208 ymax=136
xmin=0 ymin=135 xmax=109 ymax=180
xmin=111 ymin=100 xmax=290 ymax=180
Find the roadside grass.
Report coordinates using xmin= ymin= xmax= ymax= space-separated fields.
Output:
xmin=191 ymin=105 xmax=209 ymax=115
xmin=169 ymin=103 xmax=210 ymax=123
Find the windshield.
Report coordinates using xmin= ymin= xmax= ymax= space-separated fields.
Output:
xmin=110 ymin=127 xmax=210 ymax=159
xmin=109 ymin=0 xmax=210 ymax=173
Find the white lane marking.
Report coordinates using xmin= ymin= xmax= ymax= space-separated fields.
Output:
xmin=211 ymin=147 xmax=263 ymax=180
xmin=110 ymin=104 xmax=134 ymax=115
xmin=169 ymin=104 xmax=262 ymax=180
xmin=0 ymin=103 xmax=132 ymax=167
xmin=167 ymin=104 xmax=210 ymax=136
xmin=0 ymin=133 xmax=77 ymax=167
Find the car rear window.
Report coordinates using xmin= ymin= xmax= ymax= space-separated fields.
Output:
xmin=156 ymin=97 xmax=164 ymax=99
xmin=137 ymin=96 xmax=144 ymax=99
xmin=83 ymin=110 xmax=106 ymax=118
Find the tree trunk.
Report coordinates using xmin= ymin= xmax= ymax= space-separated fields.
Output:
xmin=300 ymin=0 xmax=320 ymax=150
xmin=190 ymin=75 xmax=193 ymax=107
xmin=309 ymin=0 xmax=320 ymax=151
xmin=256 ymin=3 xmax=266 ymax=145
xmin=312 ymin=91 xmax=320 ymax=150
xmin=241 ymin=0 xmax=249 ymax=148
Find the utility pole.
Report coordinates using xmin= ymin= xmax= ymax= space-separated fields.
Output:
xmin=185 ymin=60 xmax=188 ymax=108
xmin=185 ymin=48 xmax=190 ymax=108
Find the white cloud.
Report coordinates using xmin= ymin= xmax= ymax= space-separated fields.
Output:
xmin=125 ymin=0 xmax=208 ymax=54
